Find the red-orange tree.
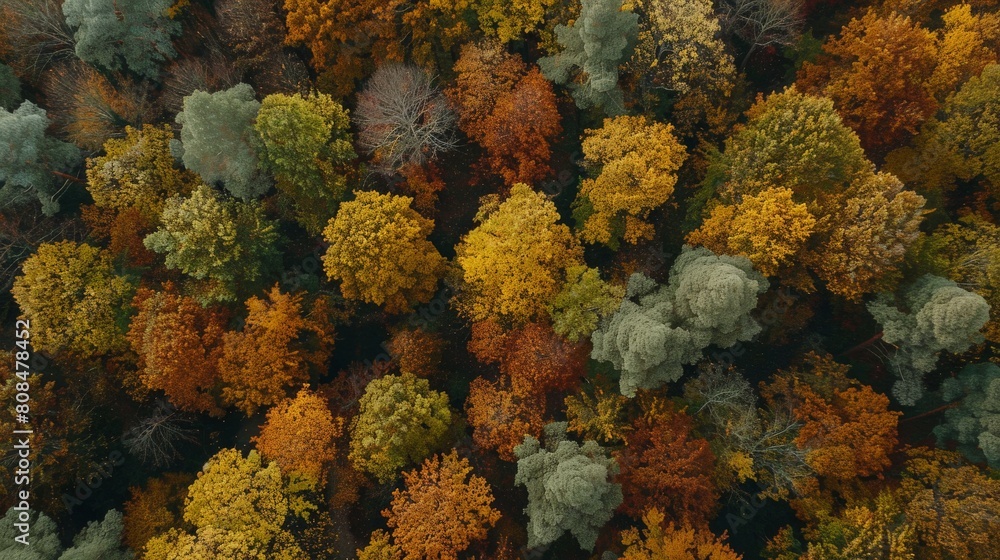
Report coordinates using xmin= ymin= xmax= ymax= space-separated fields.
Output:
xmin=127 ymin=284 xmax=228 ymax=416
xmin=615 ymin=400 xmax=719 ymax=526
xmin=448 ymin=42 xmax=561 ymax=185
xmin=760 ymin=352 xmax=900 ymax=481
xmin=384 ymin=450 xmax=501 ymax=560
xmin=219 ymin=287 xmax=336 ymax=415
xmin=465 ymin=376 xmax=545 ymax=461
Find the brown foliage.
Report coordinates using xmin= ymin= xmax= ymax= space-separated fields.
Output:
xmin=465 ymin=376 xmax=544 ymax=461
xmin=122 ymin=473 xmax=194 ymax=554
xmin=615 ymin=400 xmax=720 ymax=526
xmin=386 ymin=327 xmax=446 ymax=378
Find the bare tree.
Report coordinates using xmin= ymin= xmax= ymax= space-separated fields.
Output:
xmin=0 ymin=0 xmax=76 ymax=76
xmin=720 ymin=0 xmax=804 ymax=67
xmin=354 ymin=63 xmax=458 ymax=175
xmin=122 ymin=401 xmax=198 ymax=468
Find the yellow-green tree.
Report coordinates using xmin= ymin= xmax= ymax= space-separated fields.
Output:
xmin=349 ymin=372 xmax=452 ymax=483
xmin=574 ymin=115 xmax=687 ymax=247
xmin=456 ymin=183 xmax=584 ymax=325
xmin=143 ymin=449 xmax=312 ymax=560
xmin=323 ymin=191 xmax=445 ymax=314
xmin=86 ymin=124 xmax=197 ymax=221
xmin=11 ymin=241 xmax=135 ymax=356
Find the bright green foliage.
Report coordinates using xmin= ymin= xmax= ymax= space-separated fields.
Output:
xmin=175 ymin=84 xmax=272 ymax=200
xmin=539 ymin=0 xmax=639 ymax=114
xmin=935 ymin=362 xmax=1000 ymax=469
xmin=0 ymin=101 xmax=81 ymax=216
xmin=868 ymin=275 xmax=991 ymax=405
xmin=60 ymin=510 xmax=133 ymax=560
xmin=86 ymin=124 xmax=197 ymax=221
xmin=547 ymin=265 xmax=625 ymax=343
xmin=144 ymin=184 xmax=281 ymax=304
xmin=0 ymin=508 xmax=62 ymax=559
xmin=349 ymin=372 xmax=452 ymax=483
xmin=0 ymin=64 xmax=22 ymax=110
xmin=253 ymin=92 xmax=356 ymax=234
xmin=11 ymin=241 xmax=135 ymax=356
xmin=514 ymin=423 xmax=622 ymax=551
xmin=592 ymin=246 xmax=768 ymax=397
xmin=709 ymin=86 xmax=869 ymax=205
xmin=62 ymin=0 xmax=180 ymax=79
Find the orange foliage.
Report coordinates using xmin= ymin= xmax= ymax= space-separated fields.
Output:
xmin=384 ymin=450 xmax=501 ymax=560
xmin=797 ymin=10 xmax=938 ymax=156
xmin=448 ymin=42 xmax=561 ymax=184
xmin=219 ymin=286 xmax=336 ymax=415
xmin=398 ymin=162 xmax=446 ymax=217
xmin=501 ymin=322 xmax=587 ymax=399
xmin=127 ymin=284 xmax=229 ymax=416
xmin=122 ymin=473 xmax=194 ymax=554
xmin=760 ymin=352 xmax=900 ymax=481
xmin=464 ymin=376 xmax=544 ymax=461
xmin=253 ymin=386 xmax=344 ymax=484
xmin=615 ymin=401 xmax=719 ymax=526
xmin=386 ymin=327 xmax=446 ymax=378
xmin=82 ymin=205 xmax=158 ymax=267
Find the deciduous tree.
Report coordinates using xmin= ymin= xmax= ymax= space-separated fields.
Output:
xmin=621 ymin=508 xmax=741 ymax=560
xmin=547 ymin=265 xmax=624 ymax=343
xmin=455 ymin=183 xmax=584 ymax=325
xmin=253 ymin=91 xmax=356 ymax=234
xmin=12 ymin=240 xmax=134 ymax=356
xmin=253 ymin=387 xmax=343 ymax=484
xmin=218 ymin=287 xmax=335 ymax=415
xmin=384 ymin=451 xmax=501 ymax=560
xmin=322 ymin=190 xmax=445 ymax=313
xmin=349 ymin=372 xmax=452 ymax=483
xmin=143 ymin=184 xmax=281 ymax=304
xmin=128 ymin=285 xmax=228 ymax=416
xmin=574 ymin=115 xmax=686 ymax=247
xmin=465 ymin=376 xmax=545 ymax=461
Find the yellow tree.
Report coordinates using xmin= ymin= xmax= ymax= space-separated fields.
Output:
xmin=253 ymin=386 xmax=343 ymax=485
xmin=455 ymin=183 xmax=583 ymax=325
xmin=85 ymin=124 xmax=197 ymax=221
xmin=143 ymin=449 xmax=312 ymax=560
xmin=926 ymin=4 xmax=1000 ymax=101
xmin=384 ymin=450 xmax=501 ymax=560
xmin=687 ymin=187 xmax=816 ymax=277
xmin=323 ymin=190 xmax=445 ymax=314
xmin=574 ymin=115 xmax=687 ymax=247
xmin=11 ymin=240 xmax=135 ymax=356
xmin=621 ymin=508 xmax=741 ymax=560
xmin=219 ymin=287 xmax=335 ymax=415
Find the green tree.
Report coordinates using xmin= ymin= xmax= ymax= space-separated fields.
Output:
xmin=868 ymin=275 xmax=991 ymax=405
xmin=349 ymin=372 xmax=452 ymax=483
xmin=62 ymin=0 xmax=180 ymax=79
xmin=0 ymin=508 xmax=132 ymax=560
xmin=514 ymin=423 xmax=622 ymax=551
xmin=0 ymin=508 xmax=62 ymax=559
xmin=0 ymin=101 xmax=81 ymax=216
xmin=253 ymin=92 xmax=356 ymax=234
xmin=547 ymin=265 xmax=624 ymax=343
xmin=11 ymin=241 xmax=135 ymax=356
xmin=322 ymin=191 xmax=445 ymax=313
xmin=144 ymin=184 xmax=280 ymax=304
xmin=175 ymin=84 xmax=271 ymax=200
xmin=60 ymin=510 xmax=133 ymax=560
xmin=539 ymin=0 xmax=638 ymax=114
xmin=934 ymin=362 xmax=1000 ymax=469
xmin=592 ymin=246 xmax=768 ymax=396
